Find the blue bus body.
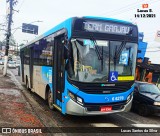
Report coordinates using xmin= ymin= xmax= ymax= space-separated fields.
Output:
xmin=20 ymin=16 xmax=138 ymax=115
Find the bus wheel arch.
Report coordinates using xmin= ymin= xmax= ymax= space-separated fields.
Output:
xmin=45 ymin=85 xmax=54 ymax=110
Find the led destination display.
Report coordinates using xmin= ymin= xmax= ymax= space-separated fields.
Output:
xmin=83 ymin=21 xmax=131 ymax=35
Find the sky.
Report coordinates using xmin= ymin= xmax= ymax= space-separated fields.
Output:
xmin=0 ymin=0 xmax=160 ymax=63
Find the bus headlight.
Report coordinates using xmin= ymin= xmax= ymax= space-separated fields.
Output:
xmin=153 ymin=102 xmax=160 ymax=106
xmin=77 ymin=97 xmax=83 ymax=106
xmin=127 ymin=95 xmax=131 ymax=102
xmin=127 ymin=92 xmax=133 ymax=102
xmin=68 ymin=91 xmax=84 ymax=106
xmin=68 ymin=91 xmax=76 ymax=101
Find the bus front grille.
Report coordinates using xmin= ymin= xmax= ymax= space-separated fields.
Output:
xmin=80 ymin=84 xmax=133 ymax=94
xmin=68 ymin=79 xmax=134 ymax=94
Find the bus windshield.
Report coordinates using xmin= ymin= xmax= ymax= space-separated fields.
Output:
xmin=68 ymin=38 xmax=137 ymax=83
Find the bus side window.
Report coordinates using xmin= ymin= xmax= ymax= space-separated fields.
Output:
xmin=44 ymin=36 xmax=54 ymax=66
xmin=33 ymin=36 xmax=54 ymax=66
xmin=24 ymin=47 xmax=30 ymax=65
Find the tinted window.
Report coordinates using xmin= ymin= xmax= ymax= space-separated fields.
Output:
xmin=139 ymin=84 xmax=160 ymax=94
xmin=24 ymin=47 xmax=30 ymax=64
xmin=33 ymin=36 xmax=53 ymax=66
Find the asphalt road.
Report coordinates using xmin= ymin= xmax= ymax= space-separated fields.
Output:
xmin=2 ymin=66 xmax=160 ymax=136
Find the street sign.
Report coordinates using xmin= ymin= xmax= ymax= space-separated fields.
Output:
xmin=22 ymin=23 xmax=38 ymax=35
xmin=109 ymin=71 xmax=118 ymax=82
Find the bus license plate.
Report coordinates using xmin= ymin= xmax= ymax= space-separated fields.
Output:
xmin=100 ymin=106 xmax=112 ymax=112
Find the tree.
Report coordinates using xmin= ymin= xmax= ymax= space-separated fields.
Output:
xmin=9 ymin=35 xmax=16 ymax=46
xmin=2 ymin=35 xmax=17 ymax=54
xmin=16 ymin=43 xmax=24 ymax=56
xmin=3 ymin=35 xmax=16 ymax=47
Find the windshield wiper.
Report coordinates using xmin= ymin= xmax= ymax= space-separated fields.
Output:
xmin=90 ymin=37 xmax=102 ymax=60
xmin=114 ymin=41 xmax=126 ymax=60
xmin=90 ymin=36 xmax=104 ymax=71
xmin=113 ymin=41 xmax=126 ymax=70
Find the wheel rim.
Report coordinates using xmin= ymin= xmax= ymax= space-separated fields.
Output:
xmin=48 ymin=91 xmax=53 ymax=108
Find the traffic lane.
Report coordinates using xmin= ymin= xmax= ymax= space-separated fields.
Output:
xmin=30 ymin=94 xmax=160 ymax=128
xmin=10 ymin=67 xmax=160 ymax=126
xmin=37 ymin=104 xmax=160 ymax=136
xmin=10 ymin=68 xmax=160 ymax=136
xmin=118 ymin=112 xmax=160 ymax=127
xmin=9 ymin=68 xmax=135 ymax=126
xmin=14 ymin=91 xmax=159 ymax=136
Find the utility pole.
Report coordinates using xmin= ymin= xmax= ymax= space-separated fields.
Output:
xmin=3 ymin=0 xmax=16 ymax=76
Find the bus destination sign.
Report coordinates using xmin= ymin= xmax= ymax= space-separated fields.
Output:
xmin=83 ymin=21 xmax=132 ymax=35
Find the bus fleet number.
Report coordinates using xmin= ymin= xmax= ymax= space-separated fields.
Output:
xmin=112 ymin=96 xmax=124 ymax=101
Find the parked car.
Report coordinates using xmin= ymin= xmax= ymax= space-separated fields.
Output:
xmin=131 ymin=81 xmax=160 ymax=116
xmin=16 ymin=60 xmax=20 ymax=67
xmin=0 ymin=60 xmax=4 ymax=65
xmin=8 ymin=61 xmax=16 ymax=68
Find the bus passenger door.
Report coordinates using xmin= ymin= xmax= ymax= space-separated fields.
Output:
xmin=53 ymin=34 xmax=65 ymax=106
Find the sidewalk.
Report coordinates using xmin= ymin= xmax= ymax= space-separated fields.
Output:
xmin=0 ymin=69 xmax=44 ymax=127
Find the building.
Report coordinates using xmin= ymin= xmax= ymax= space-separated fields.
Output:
xmin=137 ymin=32 xmax=148 ymax=61
xmin=136 ymin=32 xmax=160 ymax=86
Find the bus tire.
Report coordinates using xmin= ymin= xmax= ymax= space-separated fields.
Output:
xmin=48 ymin=89 xmax=54 ymax=110
xmin=138 ymin=104 xmax=150 ymax=116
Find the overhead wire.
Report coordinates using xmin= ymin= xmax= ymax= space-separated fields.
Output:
xmin=12 ymin=0 xmax=24 ymax=29
xmin=17 ymin=0 xmax=25 ymax=11
xmin=99 ymin=0 xmax=159 ymax=17
xmin=112 ymin=0 xmax=159 ymax=17
xmin=98 ymin=0 xmax=144 ymax=16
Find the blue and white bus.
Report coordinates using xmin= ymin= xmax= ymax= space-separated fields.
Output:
xmin=20 ymin=16 xmax=138 ymax=115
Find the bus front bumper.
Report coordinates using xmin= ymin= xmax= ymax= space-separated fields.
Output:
xmin=66 ymin=96 xmax=133 ymax=116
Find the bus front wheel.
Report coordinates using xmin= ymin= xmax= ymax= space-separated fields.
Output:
xmin=48 ymin=90 xmax=54 ymax=110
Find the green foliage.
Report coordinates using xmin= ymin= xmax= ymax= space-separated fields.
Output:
xmin=2 ymin=35 xmax=16 ymax=46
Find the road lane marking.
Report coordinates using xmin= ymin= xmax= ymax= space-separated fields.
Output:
xmin=116 ymin=113 xmax=141 ymax=124
xmin=132 ymin=124 xmax=160 ymax=127
xmin=91 ymin=123 xmax=119 ymax=127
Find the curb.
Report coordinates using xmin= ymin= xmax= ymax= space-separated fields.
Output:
xmin=8 ymin=70 xmax=67 ymax=136
xmin=8 ymin=70 xmax=46 ymax=127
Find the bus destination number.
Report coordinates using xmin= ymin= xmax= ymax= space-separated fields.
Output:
xmin=112 ymin=96 xmax=124 ymax=101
